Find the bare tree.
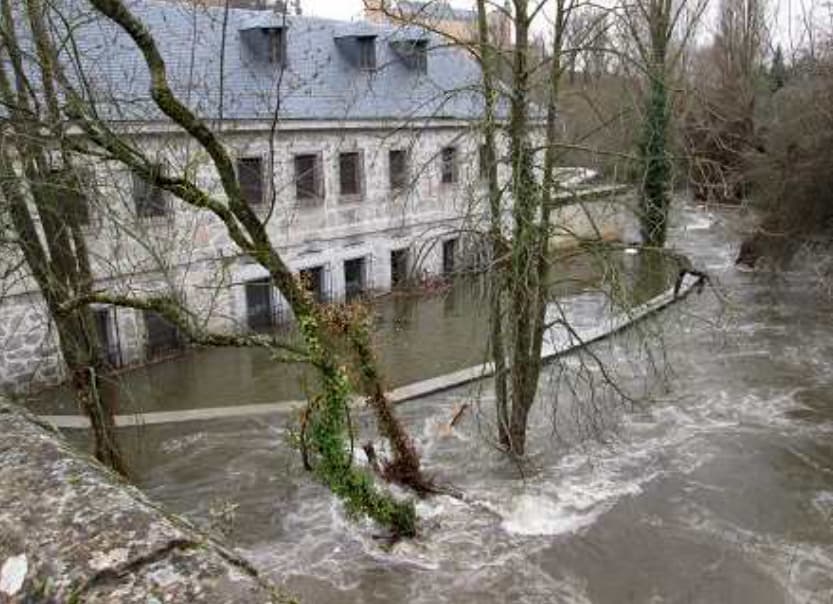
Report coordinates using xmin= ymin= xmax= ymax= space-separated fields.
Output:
xmin=618 ymin=0 xmax=709 ymax=247
xmin=0 ymin=0 xmax=127 ymax=474
xmin=0 ymin=0 xmax=447 ymax=536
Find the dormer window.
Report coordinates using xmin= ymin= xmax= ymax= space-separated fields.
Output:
xmin=334 ymin=31 xmax=379 ymax=71
xmin=240 ymin=23 xmax=287 ymax=66
xmin=391 ymin=37 xmax=429 ymax=73
xmin=357 ymin=36 xmax=376 ymax=70
xmin=266 ymin=28 xmax=284 ymax=64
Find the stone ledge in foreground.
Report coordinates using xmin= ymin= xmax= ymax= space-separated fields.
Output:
xmin=0 ymin=401 xmax=295 ymax=603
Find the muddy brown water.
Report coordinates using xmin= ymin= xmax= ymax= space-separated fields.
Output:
xmin=52 ymin=206 xmax=833 ymax=602
xmin=32 ymin=249 xmax=648 ymax=416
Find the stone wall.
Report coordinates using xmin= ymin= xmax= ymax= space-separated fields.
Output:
xmin=0 ymin=401 xmax=294 ymax=603
xmin=0 ymin=118 xmax=635 ymax=394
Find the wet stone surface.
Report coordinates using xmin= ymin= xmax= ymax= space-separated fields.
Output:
xmin=0 ymin=402 xmax=293 ymax=603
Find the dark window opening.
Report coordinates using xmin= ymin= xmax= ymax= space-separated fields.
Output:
xmin=479 ymin=144 xmax=490 ymax=180
xmin=339 ymin=152 xmax=362 ymax=197
xmin=358 ymin=36 xmax=376 ymax=70
xmin=93 ymin=308 xmax=121 ymax=369
xmin=391 ymin=39 xmax=428 ymax=72
xmin=442 ymin=238 xmax=457 ymax=275
xmin=237 ymin=156 xmax=264 ymax=206
xmin=389 ymin=149 xmax=409 ymax=190
xmin=144 ymin=311 xmax=183 ymax=360
xmin=409 ymin=40 xmax=428 ymax=72
xmin=391 ymin=248 xmax=410 ymax=288
xmin=344 ymin=257 xmax=366 ymax=302
xmin=295 ymin=154 xmax=322 ymax=203
xmin=133 ymin=171 xmax=167 ymax=218
xmin=245 ymin=278 xmax=274 ymax=331
xmin=265 ymin=27 xmax=285 ymax=64
xmin=50 ymin=169 xmax=93 ymax=226
xmin=300 ymin=266 xmax=325 ymax=303
xmin=441 ymin=146 xmax=457 ymax=184
xmin=73 ymin=188 xmax=92 ymax=226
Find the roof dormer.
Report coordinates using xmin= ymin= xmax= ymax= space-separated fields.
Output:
xmin=334 ymin=29 xmax=379 ymax=71
xmin=390 ymin=32 xmax=429 ymax=73
xmin=240 ymin=16 xmax=288 ymax=65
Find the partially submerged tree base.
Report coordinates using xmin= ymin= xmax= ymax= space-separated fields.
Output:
xmin=319 ymin=302 xmax=438 ymax=497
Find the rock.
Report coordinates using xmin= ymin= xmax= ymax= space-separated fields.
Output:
xmin=0 ymin=401 xmax=295 ymax=603
xmin=0 ymin=554 xmax=28 ymax=596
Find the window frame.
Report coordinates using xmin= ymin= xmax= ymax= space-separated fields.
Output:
xmin=132 ymin=170 xmax=168 ymax=219
xmin=236 ymin=155 xmax=266 ymax=208
xmin=344 ymin=256 xmax=367 ymax=302
xmin=388 ymin=148 xmax=410 ymax=191
xmin=294 ymin=153 xmax=324 ymax=206
xmin=244 ymin=277 xmax=275 ymax=331
xmin=265 ymin=27 xmax=285 ymax=65
xmin=442 ymin=238 xmax=458 ymax=275
xmin=478 ymin=144 xmax=491 ymax=182
xmin=338 ymin=150 xmax=364 ymax=200
xmin=440 ymin=146 xmax=458 ymax=185
xmin=357 ymin=36 xmax=377 ymax=70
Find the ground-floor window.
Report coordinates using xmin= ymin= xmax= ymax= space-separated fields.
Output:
xmin=300 ymin=265 xmax=327 ymax=303
xmin=442 ymin=238 xmax=457 ymax=276
xmin=245 ymin=278 xmax=275 ymax=331
xmin=390 ymin=248 xmax=410 ymax=288
xmin=344 ymin=257 xmax=367 ymax=302
xmin=93 ymin=308 xmax=122 ymax=369
xmin=144 ymin=310 xmax=183 ymax=360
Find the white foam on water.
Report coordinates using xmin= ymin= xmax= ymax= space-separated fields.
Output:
xmin=812 ymin=491 xmax=833 ymax=520
xmin=683 ymin=214 xmax=715 ymax=231
xmin=676 ymin=499 xmax=833 ymax=603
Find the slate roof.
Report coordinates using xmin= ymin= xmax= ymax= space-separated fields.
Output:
xmin=55 ymin=0 xmax=487 ymax=123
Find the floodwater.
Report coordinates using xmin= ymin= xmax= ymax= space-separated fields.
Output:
xmin=69 ymin=206 xmax=833 ymax=602
xmin=33 ymin=247 xmax=654 ymax=416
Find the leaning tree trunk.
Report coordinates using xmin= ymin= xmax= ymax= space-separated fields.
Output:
xmin=84 ymin=0 xmax=419 ymax=536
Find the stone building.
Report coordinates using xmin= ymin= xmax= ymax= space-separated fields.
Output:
xmin=0 ymin=1 xmax=501 ymax=392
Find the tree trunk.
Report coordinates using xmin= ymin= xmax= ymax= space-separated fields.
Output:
xmin=476 ymin=0 xmax=510 ymax=449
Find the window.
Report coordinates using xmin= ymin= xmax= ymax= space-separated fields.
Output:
xmin=409 ymin=40 xmax=428 ymax=72
xmin=237 ymin=156 xmax=264 ymax=207
xmin=144 ymin=311 xmax=183 ymax=360
xmin=358 ymin=36 xmax=376 ymax=70
xmin=300 ymin=266 xmax=326 ymax=303
xmin=391 ymin=248 xmax=410 ymax=288
xmin=245 ymin=278 xmax=274 ymax=331
xmin=339 ymin=151 xmax=362 ymax=198
xmin=93 ymin=308 xmax=121 ymax=368
xmin=441 ymin=146 xmax=458 ymax=185
xmin=294 ymin=154 xmax=323 ymax=204
xmin=442 ymin=238 xmax=457 ymax=275
xmin=344 ymin=257 xmax=366 ymax=302
xmin=50 ymin=168 xmax=92 ymax=226
xmin=241 ymin=26 xmax=286 ymax=65
xmin=391 ymin=39 xmax=428 ymax=72
xmin=389 ymin=149 xmax=409 ymax=190
xmin=479 ymin=144 xmax=490 ymax=181
xmin=72 ymin=186 xmax=92 ymax=227
xmin=133 ymin=171 xmax=167 ymax=218
xmin=265 ymin=27 xmax=285 ymax=64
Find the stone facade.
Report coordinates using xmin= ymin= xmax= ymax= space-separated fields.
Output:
xmin=0 ymin=121 xmax=498 ymax=392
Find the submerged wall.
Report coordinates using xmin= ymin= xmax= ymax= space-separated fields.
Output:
xmin=0 ymin=401 xmax=293 ymax=603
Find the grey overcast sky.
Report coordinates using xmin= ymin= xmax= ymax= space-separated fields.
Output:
xmin=298 ymin=0 xmax=818 ymax=56
xmin=299 ymin=0 xmax=473 ymax=21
